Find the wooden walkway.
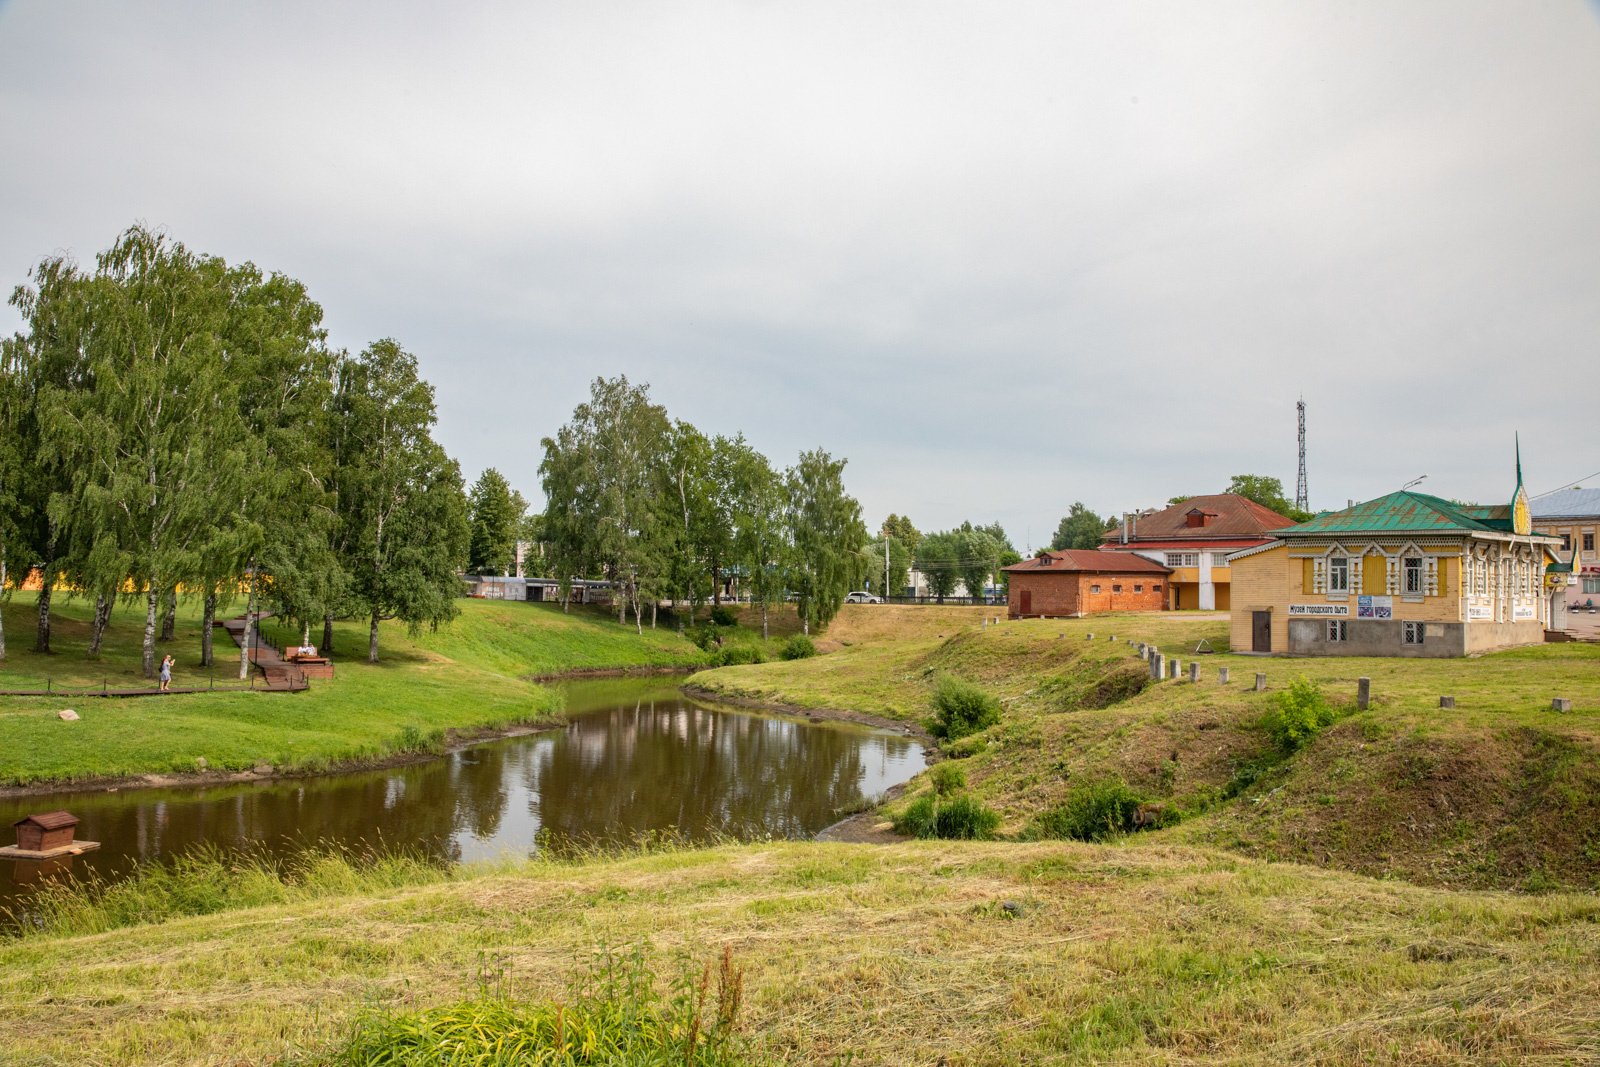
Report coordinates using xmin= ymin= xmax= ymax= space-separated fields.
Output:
xmin=0 ymin=613 xmax=312 ymax=697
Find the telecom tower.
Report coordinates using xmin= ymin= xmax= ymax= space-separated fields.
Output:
xmin=1295 ymin=398 xmax=1309 ymax=513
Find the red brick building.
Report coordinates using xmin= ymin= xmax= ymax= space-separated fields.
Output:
xmin=1003 ymin=550 xmax=1171 ymax=618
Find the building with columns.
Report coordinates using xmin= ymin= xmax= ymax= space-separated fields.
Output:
xmin=1100 ymin=493 xmax=1295 ymax=611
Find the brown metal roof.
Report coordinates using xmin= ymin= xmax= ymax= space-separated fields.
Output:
xmin=1003 ymin=550 xmax=1171 ymax=575
xmin=13 ymin=810 xmax=79 ymax=831
xmin=1102 ymin=493 xmax=1296 ymax=543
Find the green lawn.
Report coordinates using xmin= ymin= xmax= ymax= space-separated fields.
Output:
xmin=0 ymin=593 xmax=708 ymax=787
xmin=3 ymin=839 xmax=1598 ymax=1065
xmin=693 ymin=608 xmax=1600 ymax=890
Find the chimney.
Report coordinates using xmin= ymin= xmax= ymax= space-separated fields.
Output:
xmin=1121 ymin=513 xmax=1129 ymax=544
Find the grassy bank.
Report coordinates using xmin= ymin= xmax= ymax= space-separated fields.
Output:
xmin=0 ymin=593 xmax=708 ymax=788
xmin=3 ymin=840 xmax=1598 ymax=1065
xmin=692 ymin=607 xmax=1600 ymax=890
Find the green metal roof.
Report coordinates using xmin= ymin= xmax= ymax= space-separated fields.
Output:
xmin=1270 ymin=491 xmax=1515 ymax=537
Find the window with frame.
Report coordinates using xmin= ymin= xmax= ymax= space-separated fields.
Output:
xmin=1328 ymin=555 xmax=1350 ymax=593
xmin=1327 ymin=620 xmax=1347 ymax=642
xmin=1585 ymin=532 xmax=1595 ymax=553
xmin=1403 ymin=621 xmax=1424 ymax=645
xmin=1164 ymin=552 xmax=1198 ymax=567
xmin=1403 ymin=556 xmax=1424 ymax=595
xmin=1584 ymin=577 xmax=1600 ymax=594
xmin=1112 ymin=584 xmax=1123 ymax=593
xmin=1561 ymin=534 xmax=1572 ymax=551
xmin=1152 ymin=583 xmax=1163 ymax=592
xmin=1134 ymin=584 xmax=1143 ymax=592
xmin=1210 ymin=552 xmax=1231 ymax=568
xmin=1090 ymin=584 xmax=1101 ymax=594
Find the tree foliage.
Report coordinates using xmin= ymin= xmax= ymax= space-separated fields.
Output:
xmin=467 ymin=468 xmax=525 ymax=576
xmin=1050 ymin=502 xmax=1106 ymax=551
xmin=1225 ymin=474 xmax=1312 ymax=522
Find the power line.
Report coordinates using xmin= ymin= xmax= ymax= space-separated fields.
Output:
xmin=1532 ymin=470 xmax=1600 ymax=499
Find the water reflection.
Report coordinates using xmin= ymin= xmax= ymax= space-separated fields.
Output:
xmin=0 ymin=680 xmax=923 ymax=916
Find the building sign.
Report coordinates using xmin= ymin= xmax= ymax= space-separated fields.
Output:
xmin=1289 ymin=603 xmax=1350 ymax=617
xmin=1468 ymin=603 xmax=1493 ymax=621
xmin=1513 ymin=604 xmax=1536 ymax=621
xmin=1356 ymin=595 xmax=1392 ymax=619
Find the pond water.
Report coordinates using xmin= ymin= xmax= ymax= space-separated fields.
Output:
xmin=0 ymin=678 xmax=925 ymax=920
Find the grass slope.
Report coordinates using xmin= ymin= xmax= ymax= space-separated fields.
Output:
xmin=693 ymin=608 xmax=1600 ymax=890
xmin=0 ymin=594 xmax=706 ymax=787
xmin=3 ymin=841 xmax=1598 ymax=1065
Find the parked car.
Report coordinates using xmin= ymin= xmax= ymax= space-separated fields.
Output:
xmin=844 ymin=591 xmax=883 ymax=604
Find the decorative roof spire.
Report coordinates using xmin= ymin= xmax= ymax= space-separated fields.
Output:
xmin=1511 ymin=433 xmax=1532 ymax=536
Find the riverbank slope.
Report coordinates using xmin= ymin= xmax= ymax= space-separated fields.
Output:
xmin=4 ymin=839 xmax=1597 ymax=1065
xmin=0 ymin=595 xmax=707 ymax=789
xmin=691 ymin=608 xmax=1600 ymax=890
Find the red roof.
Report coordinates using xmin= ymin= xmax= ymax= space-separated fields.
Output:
xmin=13 ymin=811 xmax=78 ymax=831
xmin=1003 ymin=550 xmax=1171 ymax=575
xmin=1100 ymin=539 xmax=1265 ymax=553
xmin=1101 ymin=494 xmax=1295 ymax=544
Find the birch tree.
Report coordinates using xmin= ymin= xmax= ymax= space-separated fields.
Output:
xmin=785 ymin=449 xmax=866 ymax=635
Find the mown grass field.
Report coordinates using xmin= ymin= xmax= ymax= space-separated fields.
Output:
xmin=5 ymin=840 xmax=1600 ymax=1066
xmin=693 ymin=607 xmax=1600 ymax=890
xmin=0 ymin=593 xmax=708 ymax=787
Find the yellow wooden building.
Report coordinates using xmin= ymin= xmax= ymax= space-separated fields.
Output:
xmin=1228 ymin=469 xmax=1562 ymax=657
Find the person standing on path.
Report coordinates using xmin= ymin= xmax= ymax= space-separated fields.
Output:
xmin=159 ymin=654 xmax=174 ymax=692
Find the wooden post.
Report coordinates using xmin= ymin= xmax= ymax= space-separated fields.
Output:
xmin=1254 ymin=672 xmax=1267 ymax=692
xmin=1219 ymin=666 xmax=1230 ymax=684
xmin=1438 ymin=696 xmax=1455 ymax=709
xmin=1552 ymin=698 xmax=1573 ymax=712
xmin=1188 ymin=662 xmax=1200 ymax=683
xmin=1357 ymin=677 xmax=1370 ymax=710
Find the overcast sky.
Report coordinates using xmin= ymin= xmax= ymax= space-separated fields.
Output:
xmin=3 ymin=2 xmax=1598 ymax=548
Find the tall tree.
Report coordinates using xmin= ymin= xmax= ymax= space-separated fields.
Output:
xmin=331 ymin=339 xmax=470 ymax=662
xmin=38 ymin=228 xmax=251 ymax=678
xmin=914 ymin=530 xmax=962 ymax=603
xmin=1050 ymin=502 xmax=1106 ymax=551
xmin=883 ymin=513 xmax=921 ymax=552
xmin=955 ymin=528 xmax=1001 ymax=601
xmin=467 ymin=468 xmax=524 ymax=576
xmin=723 ymin=438 xmax=787 ymax=639
xmin=538 ymin=376 xmax=670 ymax=630
xmin=785 ymin=449 xmax=866 ymax=634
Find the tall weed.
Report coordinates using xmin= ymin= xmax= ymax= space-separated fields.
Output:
xmin=1265 ymin=678 xmax=1339 ymax=753
xmin=929 ymin=675 xmax=1002 ymax=740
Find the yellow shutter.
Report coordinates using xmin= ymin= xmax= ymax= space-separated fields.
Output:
xmin=1301 ymin=558 xmax=1313 ymax=593
xmin=1363 ymin=555 xmax=1385 ymax=594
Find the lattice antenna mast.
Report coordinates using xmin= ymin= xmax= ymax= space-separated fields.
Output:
xmin=1295 ymin=398 xmax=1309 ymax=512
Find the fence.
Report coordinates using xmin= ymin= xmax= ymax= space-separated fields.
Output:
xmin=883 ymin=595 xmax=1008 ymax=606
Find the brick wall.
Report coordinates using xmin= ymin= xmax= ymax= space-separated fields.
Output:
xmin=1009 ymin=571 xmax=1166 ymax=618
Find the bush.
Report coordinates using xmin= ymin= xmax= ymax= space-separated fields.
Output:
xmin=712 ymin=644 xmax=765 ymax=667
xmin=709 ymin=605 xmax=738 ymax=627
xmin=929 ymin=675 xmax=1002 ymax=740
xmin=929 ymin=761 xmax=967 ymax=796
xmin=892 ymin=792 xmax=1002 ymax=840
xmin=779 ymin=634 xmax=817 ymax=661
xmin=1027 ymin=778 xmax=1152 ymax=842
xmin=687 ymin=626 xmax=718 ymax=651
xmin=1265 ymin=677 xmax=1338 ymax=753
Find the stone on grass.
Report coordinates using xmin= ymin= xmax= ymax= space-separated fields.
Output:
xmin=57 ymin=708 xmax=80 ymax=722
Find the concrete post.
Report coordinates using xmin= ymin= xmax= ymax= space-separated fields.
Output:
xmin=1553 ymin=698 xmax=1573 ymax=713
xmin=1357 ymin=677 xmax=1370 ymax=710
xmin=1439 ymin=696 xmax=1455 ymax=709
xmin=1253 ymin=673 xmax=1267 ymax=692
xmin=1150 ymin=654 xmax=1164 ymax=680
xmin=1218 ymin=666 xmax=1230 ymax=684
xmin=1168 ymin=658 xmax=1181 ymax=679
xmin=1086 ymin=633 xmax=1094 ymax=641
xmin=1188 ymin=662 xmax=1200 ymax=683
xmin=1108 ymin=634 xmax=1116 ymax=642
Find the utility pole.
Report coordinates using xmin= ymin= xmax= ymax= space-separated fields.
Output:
xmin=883 ymin=527 xmax=891 ymax=600
xmin=1296 ymin=398 xmax=1309 ymax=513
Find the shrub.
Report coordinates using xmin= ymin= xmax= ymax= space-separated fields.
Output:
xmin=892 ymin=792 xmax=1001 ymax=840
xmin=712 ymin=644 xmax=765 ymax=667
xmin=1265 ymin=677 xmax=1338 ymax=753
xmin=929 ymin=675 xmax=1002 ymax=741
xmin=709 ymin=605 xmax=738 ymax=627
xmin=687 ymin=626 xmax=718 ymax=651
xmin=779 ymin=634 xmax=817 ymax=661
xmin=1027 ymin=778 xmax=1152 ymax=842
xmin=929 ymin=761 xmax=967 ymax=796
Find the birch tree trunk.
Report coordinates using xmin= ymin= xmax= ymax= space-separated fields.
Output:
xmin=89 ymin=594 xmax=113 ymax=658
xmin=0 ymin=554 xmax=6 ymax=661
xmin=368 ymin=611 xmax=381 ymax=663
xmin=142 ymin=587 xmax=160 ymax=678
xmin=160 ymin=590 xmax=177 ymax=641
xmin=34 ymin=565 xmax=54 ymax=654
xmin=322 ymin=614 xmax=334 ymax=654
xmin=200 ymin=592 xmax=216 ymax=666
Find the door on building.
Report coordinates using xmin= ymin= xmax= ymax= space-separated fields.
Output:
xmin=1252 ymin=611 xmax=1272 ymax=652
xmin=1018 ymin=589 xmax=1032 ymax=615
